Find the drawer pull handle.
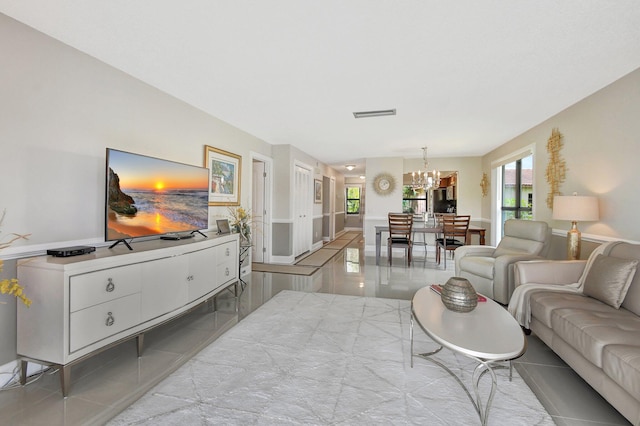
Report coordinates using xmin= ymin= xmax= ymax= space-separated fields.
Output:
xmin=187 ymin=275 xmax=194 ymax=281
xmin=105 ymin=312 xmax=115 ymax=327
xmin=106 ymin=278 xmax=115 ymax=292
xmin=225 ymin=267 xmax=230 ymax=276
xmin=225 ymin=248 xmax=230 ymax=256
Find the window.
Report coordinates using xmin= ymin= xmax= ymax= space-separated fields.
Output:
xmin=501 ymin=154 xmax=533 ymax=226
xmin=402 ymin=185 xmax=427 ymax=215
xmin=346 ymin=186 xmax=361 ymax=214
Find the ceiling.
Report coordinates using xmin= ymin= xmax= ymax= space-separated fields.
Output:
xmin=3 ymin=1 xmax=640 ymax=176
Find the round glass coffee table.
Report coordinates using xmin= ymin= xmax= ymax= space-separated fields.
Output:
xmin=410 ymin=285 xmax=526 ymax=425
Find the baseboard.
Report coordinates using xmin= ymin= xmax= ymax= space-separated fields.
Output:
xmin=270 ymin=255 xmax=295 ymax=264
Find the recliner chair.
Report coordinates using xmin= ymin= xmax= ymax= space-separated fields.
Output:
xmin=454 ymin=219 xmax=551 ymax=304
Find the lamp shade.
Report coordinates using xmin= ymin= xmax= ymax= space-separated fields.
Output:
xmin=553 ymin=195 xmax=599 ymax=222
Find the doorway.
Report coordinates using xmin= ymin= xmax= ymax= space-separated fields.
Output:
xmin=294 ymin=163 xmax=313 ymax=257
xmin=344 ymin=183 xmax=363 ymax=229
xmin=251 ymin=153 xmax=272 ymax=263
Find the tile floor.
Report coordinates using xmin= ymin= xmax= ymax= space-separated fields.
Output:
xmin=0 ymin=234 xmax=631 ymax=425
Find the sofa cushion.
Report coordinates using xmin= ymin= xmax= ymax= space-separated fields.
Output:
xmin=603 ymin=344 xmax=640 ymax=401
xmin=607 ymin=243 xmax=640 ymax=316
xmin=546 ymin=297 xmax=640 ymax=368
xmin=529 ymin=292 xmax=611 ymax=329
xmin=583 ymin=254 xmax=638 ymax=309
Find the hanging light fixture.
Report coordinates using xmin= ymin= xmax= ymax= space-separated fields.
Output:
xmin=411 ymin=147 xmax=441 ymax=191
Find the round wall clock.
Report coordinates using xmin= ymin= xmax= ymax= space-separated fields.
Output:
xmin=373 ymin=173 xmax=396 ymax=196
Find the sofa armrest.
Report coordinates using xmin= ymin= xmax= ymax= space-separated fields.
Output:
xmin=514 ymin=260 xmax=587 ymax=287
xmin=492 ymin=254 xmax=547 ymax=304
xmin=454 ymin=245 xmax=496 ymax=275
xmin=456 ymin=245 xmax=496 ymax=258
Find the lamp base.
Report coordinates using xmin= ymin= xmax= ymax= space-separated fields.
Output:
xmin=567 ymin=221 xmax=581 ymax=260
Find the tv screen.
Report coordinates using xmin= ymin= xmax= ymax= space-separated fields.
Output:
xmin=105 ymin=148 xmax=209 ymax=242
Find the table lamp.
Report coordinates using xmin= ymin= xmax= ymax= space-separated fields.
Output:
xmin=552 ymin=193 xmax=599 ymax=260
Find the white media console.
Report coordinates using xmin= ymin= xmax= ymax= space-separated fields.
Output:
xmin=16 ymin=232 xmax=238 ymax=396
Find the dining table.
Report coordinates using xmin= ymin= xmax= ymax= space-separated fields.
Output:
xmin=375 ymin=224 xmax=486 ymax=266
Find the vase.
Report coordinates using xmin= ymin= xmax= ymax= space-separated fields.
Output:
xmin=239 ymin=223 xmax=251 ymax=245
xmin=440 ymin=277 xmax=477 ymax=313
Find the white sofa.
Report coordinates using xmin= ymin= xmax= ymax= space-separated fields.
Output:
xmin=510 ymin=242 xmax=640 ymax=425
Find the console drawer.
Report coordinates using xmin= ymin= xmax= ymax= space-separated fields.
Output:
xmin=70 ymin=264 xmax=142 ymax=312
xmin=216 ymin=241 xmax=237 ymax=265
xmin=69 ymin=293 xmax=141 ymax=352
xmin=217 ymin=259 xmax=237 ymax=285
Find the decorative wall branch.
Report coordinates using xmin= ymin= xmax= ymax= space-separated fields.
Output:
xmin=545 ymin=128 xmax=567 ymax=209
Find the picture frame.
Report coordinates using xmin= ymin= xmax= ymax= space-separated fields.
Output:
xmin=204 ymin=145 xmax=242 ymax=206
xmin=314 ymin=179 xmax=323 ymax=203
xmin=216 ymin=219 xmax=231 ymax=235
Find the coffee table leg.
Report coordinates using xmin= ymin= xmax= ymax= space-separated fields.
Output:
xmin=412 ymin=349 xmax=505 ymax=426
xmin=410 ymin=312 xmax=414 ymax=368
xmin=472 ymin=362 xmax=498 ymax=425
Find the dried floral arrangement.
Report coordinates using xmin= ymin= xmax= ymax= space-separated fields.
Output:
xmin=0 ymin=210 xmax=31 ymax=307
xmin=228 ymin=206 xmax=252 ymax=243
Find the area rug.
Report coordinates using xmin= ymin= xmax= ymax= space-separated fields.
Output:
xmin=108 ymin=291 xmax=553 ymax=425
xmin=251 ymin=263 xmax=318 ymax=276
xmin=321 ymin=238 xmax=351 ymax=250
xmin=295 ymin=248 xmax=340 ymax=267
xmin=336 ymin=231 xmax=361 ymax=240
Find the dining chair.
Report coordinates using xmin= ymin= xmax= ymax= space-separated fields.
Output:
xmin=387 ymin=213 xmax=414 ymax=266
xmin=412 ymin=214 xmax=428 ymax=263
xmin=436 ymin=215 xmax=470 ymax=268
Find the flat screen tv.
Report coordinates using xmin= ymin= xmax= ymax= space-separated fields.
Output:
xmin=105 ymin=148 xmax=209 ymax=248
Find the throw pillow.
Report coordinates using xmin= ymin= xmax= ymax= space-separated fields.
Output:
xmin=582 ymin=254 xmax=638 ymax=308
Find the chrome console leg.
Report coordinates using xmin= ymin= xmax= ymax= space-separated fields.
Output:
xmin=20 ymin=360 xmax=28 ymax=385
xmin=137 ymin=334 xmax=145 ymax=357
xmin=60 ymin=364 xmax=71 ymax=397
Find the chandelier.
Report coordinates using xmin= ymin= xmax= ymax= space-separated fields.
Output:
xmin=411 ymin=147 xmax=441 ymax=191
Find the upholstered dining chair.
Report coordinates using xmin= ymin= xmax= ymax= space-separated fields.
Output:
xmin=455 ymin=219 xmax=551 ymax=304
xmin=435 ymin=215 xmax=470 ymax=268
xmin=388 ymin=213 xmax=414 ymax=266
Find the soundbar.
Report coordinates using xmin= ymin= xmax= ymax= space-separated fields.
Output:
xmin=47 ymin=246 xmax=96 ymax=257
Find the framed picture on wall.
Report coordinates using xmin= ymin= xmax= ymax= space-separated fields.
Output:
xmin=204 ymin=145 xmax=242 ymax=206
xmin=314 ymin=179 xmax=323 ymax=203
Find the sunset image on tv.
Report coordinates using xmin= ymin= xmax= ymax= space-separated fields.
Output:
xmin=106 ymin=149 xmax=209 ymax=241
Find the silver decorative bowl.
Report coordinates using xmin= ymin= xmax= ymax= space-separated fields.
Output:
xmin=440 ymin=277 xmax=478 ymax=313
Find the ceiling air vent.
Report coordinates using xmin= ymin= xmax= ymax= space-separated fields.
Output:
xmin=353 ymin=109 xmax=396 ymax=119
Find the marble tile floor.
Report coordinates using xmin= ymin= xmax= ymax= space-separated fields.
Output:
xmin=0 ymin=236 xmax=631 ymax=425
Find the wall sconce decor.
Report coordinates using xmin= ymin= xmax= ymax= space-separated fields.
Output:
xmin=480 ymin=172 xmax=489 ymax=197
xmin=545 ymin=128 xmax=567 ymax=209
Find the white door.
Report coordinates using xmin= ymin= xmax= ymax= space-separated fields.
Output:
xmin=329 ymin=177 xmax=336 ymax=240
xmin=252 ymin=160 xmax=266 ymax=263
xmin=294 ymin=165 xmax=312 ymax=257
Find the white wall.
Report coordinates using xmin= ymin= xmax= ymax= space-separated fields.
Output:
xmin=363 ymin=157 xmax=404 ymax=250
xmin=0 ymin=14 xmax=273 ymax=364
xmin=481 ymin=67 xmax=640 ymax=246
xmin=0 ymin=14 xmax=272 ymax=254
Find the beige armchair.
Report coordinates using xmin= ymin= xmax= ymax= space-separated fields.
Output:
xmin=454 ymin=219 xmax=551 ymax=304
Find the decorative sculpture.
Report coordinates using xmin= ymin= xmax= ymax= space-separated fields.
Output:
xmin=545 ymin=128 xmax=567 ymax=209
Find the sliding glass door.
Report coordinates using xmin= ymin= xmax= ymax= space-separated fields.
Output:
xmin=500 ymin=154 xmax=533 ymax=236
